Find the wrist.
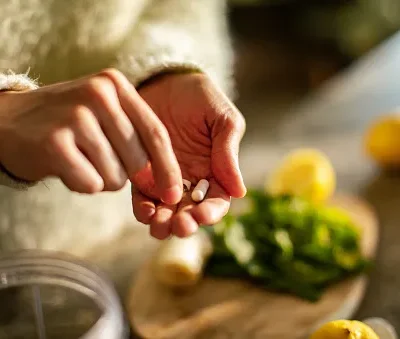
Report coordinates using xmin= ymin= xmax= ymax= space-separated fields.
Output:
xmin=137 ymin=68 xmax=204 ymax=92
xmin=0 ymin=93 xmax=29 ymax=183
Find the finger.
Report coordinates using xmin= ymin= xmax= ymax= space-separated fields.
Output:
xmin=51 ymin=130 xmax=104 ymax=193
xmin=87 ymin=78 xmax=149 ymax=178
xmin=172 ymin=179 xmax=230 ymax=238
xmin=171 ymin=191 xmax=198 ymax=238
xmin=210 ymin=99 xmax=247 ymax=198
xmin=131 ymin=164 xmax=159 ymax=200
xmin=189 ymin=179 xmax=231 ymax=226
xmin=73 ymin=107 xmax=127 ymax=191
xmin=171 ymin=212 xmax=198 ymax=238
xmin=101 ymin=69 xmax=183 ymax=205
xmin=131 ymin=186 xmax=156 ymax=224
xmin=150 ymin=203 xmax=177 ymax=240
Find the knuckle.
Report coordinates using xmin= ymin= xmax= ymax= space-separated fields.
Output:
xmin=225 ymin=108 xmax=246 ymax=136
xmin=83 ymin=77 xmax=111 ymax=99
xmin=104 ymin=107 xmax=125 ymax=128
xmin=99 ymin=67 xmax=123 ymax=80
xmin=80 ymin=175 xmax=104 ymax=194
xmin=81 ymin=181 xmax=104 ymax=194
xmin=98 ymin=68 xmax=128 ymax=88
xmin=235 ymin=112 xmax=246 ymax=134
xmin=46 ymin=128 xmax=69 ymax=153
xmin=104 ymin=177 xmax=126 ymax=192
xmin=224 ymin=114 xmax=237 ymax=130
xmin=89 ymin=139 xmax=104 ymax=154
xmin=104 ymin=165 xmax=128 ymax=191
xmin=149 ymin=125 xmax=169 ymax=147
xmin=61 ymin=173 xmax=104 ymax=194
xmin=101 ymin=158 xmax=128 ymax=192
xmin=71 ymin=105 xmax=92 ymax=126
xmin=44 ymin=130 xmax=68 ymax=171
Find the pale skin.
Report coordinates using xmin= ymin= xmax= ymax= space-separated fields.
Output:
xmin=0 ymin=69 xmax=246 ymax=239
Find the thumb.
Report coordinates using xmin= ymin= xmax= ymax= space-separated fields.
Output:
xmin=211 ymin=110 xmax=247 ymax=198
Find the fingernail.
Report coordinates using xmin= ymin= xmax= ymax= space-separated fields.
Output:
xmin=146 ymin=207 xmax=156 ymax=219
xmin=141 ymin=202 xmax=156 ymax=218
xmin=161 ymin=184 xmax=182 ymax=204
xmin=186 ymin=220 xmax=198 ymax=236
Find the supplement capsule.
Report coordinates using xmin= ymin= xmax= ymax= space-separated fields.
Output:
xmin=191 ymin=179 xmax=209 ymax=202
xmin=183 ymin=179 xmax=192 ymax=192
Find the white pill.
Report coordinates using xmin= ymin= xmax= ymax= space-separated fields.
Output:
xmin=183 ymin=179 xmax=192 ymax=192
xmin=191 ymin=179 xmax=210 ymax=202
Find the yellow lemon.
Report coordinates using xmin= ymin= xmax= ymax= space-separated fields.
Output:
xmin=365 ymin=113 xmax=400 ymax=168
xmin=266 ymin=148 xmax=336 ymax=203
xmin=310 ymin=320 xmax=379 ymax=339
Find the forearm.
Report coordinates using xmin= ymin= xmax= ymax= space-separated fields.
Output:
xmin=116 ymin=0 xmax=235 ymax=98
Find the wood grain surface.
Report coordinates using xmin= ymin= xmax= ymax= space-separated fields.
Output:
xmin=126 ymin=194 xmax=379 ymax=339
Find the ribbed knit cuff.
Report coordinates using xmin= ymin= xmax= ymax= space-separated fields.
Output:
xmin=119 ymin=53 xmax=207 ymax=89
xmin=0 ymin=163 xmax=36 ymax=190
xmin=0 ymin=72 xmax=38 ymax=92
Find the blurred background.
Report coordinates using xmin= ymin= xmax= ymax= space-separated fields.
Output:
xmin=229 ymin=0 xmax=400 ymax=90
xmin=224 ymin=3 xmax=400 ymax=325
xmin=226 ymin=0 xmax=400 ymax=142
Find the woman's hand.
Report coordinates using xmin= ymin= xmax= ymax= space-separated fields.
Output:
xmin=0 ymin=69 xmax=183 ymax=204
xmin=133 ymin=72 xmax=247 ymax=239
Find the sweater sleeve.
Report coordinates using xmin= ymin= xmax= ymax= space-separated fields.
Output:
xmin=0 ymin=71 xmax=38 ymax=189
xmin=115 ymin=0 xmax=235 ymax=98
xmin=0 ymin=72 xmax=38 ymax=92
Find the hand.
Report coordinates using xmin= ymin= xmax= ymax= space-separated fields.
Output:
xmin=133 ymin=72 xmax=246 ymax=239
xmin=0 ymin=69 xmax=183 ymax=204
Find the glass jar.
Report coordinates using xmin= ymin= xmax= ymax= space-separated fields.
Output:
xmin=0 ymin=250 xmax=129 ymax=339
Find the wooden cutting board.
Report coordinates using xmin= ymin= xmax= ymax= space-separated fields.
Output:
xmin=127 ymin=194 xmax=379 ymax=339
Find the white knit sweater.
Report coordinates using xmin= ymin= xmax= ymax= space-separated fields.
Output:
xmin=0 ymin=0 xmax=233 ymax=260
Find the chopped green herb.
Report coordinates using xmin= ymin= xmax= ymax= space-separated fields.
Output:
xmin=204 ymin=190 xmax=371 ymax=302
